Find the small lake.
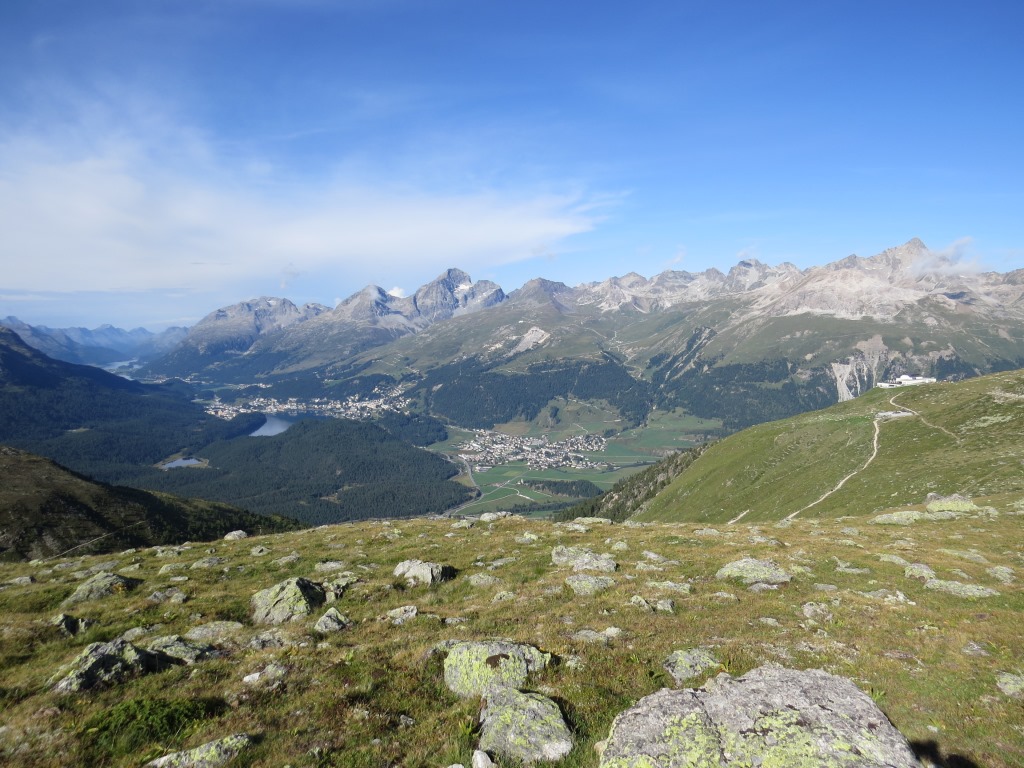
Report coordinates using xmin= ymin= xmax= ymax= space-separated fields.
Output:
xmin=250 ymin=414 xmax=296 ymax=437
xmin=161 ymin=458 xmax=203 ymax=469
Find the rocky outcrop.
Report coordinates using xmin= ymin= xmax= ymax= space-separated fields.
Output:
xmin=598 ymin=666 xmax=922 ymax=767
xmin=251 ymin=577 xmax=326 ymax=624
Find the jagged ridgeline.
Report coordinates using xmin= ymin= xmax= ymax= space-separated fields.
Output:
xmin=566 ymin=369 xmax=1024 ymax=524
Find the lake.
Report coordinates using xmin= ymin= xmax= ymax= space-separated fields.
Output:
xmin=250 ymin=414 xmax=296 ymax=437
xmin=161 ymin=458 xmax=203 ymax=469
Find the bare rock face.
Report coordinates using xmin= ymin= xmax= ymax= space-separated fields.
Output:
xmin=598 ymin=666 xmax=922 ymax=767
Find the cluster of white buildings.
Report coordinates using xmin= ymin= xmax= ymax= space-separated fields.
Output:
xmin=204 ymin=386 xmax=412 ymax=421
xmin=876 ymin=374 xmax=937 ymax=389
xmin=459 ymin=429 xmax=607 ymax=470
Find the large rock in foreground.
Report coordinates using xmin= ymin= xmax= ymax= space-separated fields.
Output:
xmin=144 ymin=733 xmax=254 ymax=767
xmin=443 ymin=640 xmax=552 ymax=698
xmin=599 ymin=666 xmax=922 ymax=767
xmin=479 ymin=687 xmax=573 ymax=764
xmin=251 ymin=577 xmax=326 ymax=624
xmin=50 ymin=639 xmax=176 ymax=693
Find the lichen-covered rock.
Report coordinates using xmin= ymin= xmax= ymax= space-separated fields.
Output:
xmin=715 ymin=558 xmax=791 ymax=587
xmin=251 ymin=577 xmax=326 ymax=624
xmin=565 ymin=574 xmax=615 ymax=596
xmin=925 ymin=494 xmax=978 ymax=514
xmin=469 ymin=573 xmax=501 ymax=588
xmin=147 ymin=587 xmax=188 ymax=604
xmin=924 ymin=579 xmax=999 ymax=598
xmin=393 ymin=559 xmax=455 ymax=586
xmin=987 ymin=565 xmax=1015 ymax=584
xmin=443 ymin=640 xmax=552 ymax=698
xmin=50 ymin=613 xmax=96 ymax=637
xmin=479 ymin=687 xmax=573 ymax=764
xmin=144 ymin=733 xmax=253 ymax=767
xmin=223 ymin=530 xmax=248 ymax=540
xmin=598 ymin=666 xmax=923 ymax=768
xmin=147 ymin=635 xmax=217 ymax=665
xmin=313 ymin=607 xmax=353 ymax=633
xmin=190 ymin=557 xmax=226 ymax=569
xmin=61 ymin=571 xmax=142 ymax=606
xmin=387 ymin=605 xmax=418 ymax=625
xmin=996 ymin=671 xmax=1024 ymax=698
xmin=647 ymin=580 xmax=691 ymax=594
xmin=903 ymin=563 xmax=936 ymax=581
xmin=551 ymin=545 xmax=617 ymax=573
xmin=50 ymin=639 xmax=176 ymax=693
xmin=184 ymin=621 xmax=244 ymax=643
xmin=801 ymin=602 xmax=833 ymax=622
xmin=663 ymin=648 xmax=719 ymax=686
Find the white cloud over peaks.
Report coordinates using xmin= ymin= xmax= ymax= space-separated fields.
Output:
xmin=0 ymin=112 xmax=598 ymax=297
xmin=910 ymin=237 xmax=981 ymax=277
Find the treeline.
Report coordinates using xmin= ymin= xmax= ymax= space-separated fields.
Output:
xmin=136 ymin=418 xmax=474 ymax=525
xmin=519 ymin=478 xmax=604 ymax=498
xmin=554 ymin=444 xmax=709 ymax=523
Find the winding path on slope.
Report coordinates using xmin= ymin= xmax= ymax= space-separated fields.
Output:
xmin=784 ymin=393 xmax=918 ymax=521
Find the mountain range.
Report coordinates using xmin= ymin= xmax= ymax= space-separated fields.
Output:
xmin=0 ymin=316 xmax=186 ymax=367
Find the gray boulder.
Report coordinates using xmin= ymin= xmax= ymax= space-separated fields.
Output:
xmin=552 ymin=545 xmax=617 ymax=573
xmin=61 ymin=571 xmax=142 ymax=606
xmin=50 ymin=613 xmax=96 ymax=637
xmin=387 ymin=605 xmax=419 ymax=625
xmin=565 ymin=574 xmax=615 ymax=596
xmin=51 ymin=639 xmax=176 ymax=693
xmin=251 ymin=577 xmax=326 ymax=624
xmin=144 ymin=733 xmax=253 ymax=767
xmin=598 ymin=666 xmax=922 ymax=768
xmin=715 ymin=558 xmax=791 ymax=587
xmin=443 ymin=640 xmax=552 ymax=698
xmin=663 ymin=648 xmax=720 ymax=685
xmin=393 ymin=559 xmax=455 ymax=586
xmin=147 ymin=635 xmax=218 ymax=665
xmin=223 ymin=530 xmax=248 ymax=540
xmin=479 ymin=687 xmax=573 ymax=764
xmin=313 ymin=607 xmax=353 ymax=634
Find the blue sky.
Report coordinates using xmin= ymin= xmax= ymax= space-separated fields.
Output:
xmin=1 ymin=0 xmax=1021 ymax=329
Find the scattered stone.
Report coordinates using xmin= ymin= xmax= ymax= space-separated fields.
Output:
xmin=478 ymin=687 xmax=573 ymax=764
xmin=715 ymin=558 xmax=791 ymax=587
xmin=223 ymin=530 xmax=248 ymax=541
xmin=924 ymin=579 xmax=999 ymax=598
xmin=144 ymin=733 xmax=253 ymax=768
xmin=938 ymin=548 xmax=990 ymax=564
xmin=926 ymin=494 xmax=978 ymax=514
xmin=860 ymin=589 xmax=915 ymax=605
xmin=802 ymin=602 xmax=833 ymax=622
xmin=451 ymin=519 xmax=474 ymax=529
xmin=314 ymin=560 xmax=347 ymax=572
xmin=10 ymin=575 xmax=35 ymax=585
xmin=251 ymin=577 xmax=326 ymax=624
xmin=248 ymin=630 xmax=292 ymax=650
xmin=629 ymin=595 xmax=654 ymax=612
xmin=271 ymin=553 xmax=301 ymax=567
xmin=492 ymin=591 xmax=516 ymax=603
xmin=480 ymin=511 xmax=510 ymax=523
xmin=870 ymin=511 xmax=926 ymax=526
xmin=147 ymin=587 xmax=188 ymax=604
xmin=472 ymin=750 xmax=495 ymax=768
xmin=655 ymin=599 xmax=675 ymax=613
xmin=159 ymin=563 xmax=186 ymax=574
xmin=51 ymin=639 xmax=175 ymax=693
xmin=147 ymin=635 xmax=217 ymax=665
xmin=61 ymin=571 xmax=142 ymax=607
xmin=50 ymin=613 xmax=96 ymax=637
xmin=832 ymin=556 xmax=870 ymax=574
xmin=322 ymin=573 xmax=359 ymax=601
xmin=551 ymin=545 xmax=617 ymax=573
xmin=443 ymin=640 xmax=551 ymax=698
xmin=904 ymin=563 xmax=936 ymax=581
xmin=987 ymin=565 xmax=1015 ymax=584
xmin=995 ymin=672 xmax=1024 ymax=698
xmin=710 ymin=591 xmax=738 ymax=603
xmin=122 ymin=624 xmax=162 ymax=642
xmin=242 ymin=662 xmax=288 ymax=689
xmin=313 ymin=607 xmax=353 ymax=634
xmin=184 ymin=621 xmax=244 ymax=643
xmin=610 ymin=540 xmax=629 ymax=552
xmin=814 ymin=584 xmax=838 ymax=592
xmin=694 ymin=528 xmax=721 ymax=537
xmin=565 ymin=574 xmax=615 ymax=596
xmin=663 ymin=647 xmax=720 ymax=685
xmin=572 ymin=629 xmax=609 ymax=646
xmin=469 ymin=573 xmax=501 ymax=588
xmin=250 ymin=546 xmax=270 ymax=556
xmin=387 ymin=605 xmax=418 ymax=625
xmin=516 ymin=532 xmax=540 ymax=544
xmin=598 ymin=666 xmax=922 ymax=768
xmin=962 ymin=642 xmax=990 ymax=657
xmin=393 ymin=559 xmax=456 ymax=586
xmin=760 ymin=617 xmax=782 ymax=627
xmin=190 ymin=557 xmax=226 ymax=569
xmin=878 ymin=554 xmax=910 ymax=566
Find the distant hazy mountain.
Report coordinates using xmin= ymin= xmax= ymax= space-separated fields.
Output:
xmin=143 ymin=268 xmax=505 ymax=380
xmin=0 ymin=316 xmax=186 ymax=367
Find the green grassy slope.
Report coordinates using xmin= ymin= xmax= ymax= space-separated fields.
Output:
xmin=639 ymin=369 xmax=1024 ymax=523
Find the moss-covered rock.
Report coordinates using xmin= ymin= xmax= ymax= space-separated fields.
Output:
xmin=478 ymin=687 xmax=573 ymax=764
xmin=443 ymin=640 xmax=552 ymax=698
xmin=598 ymin=666 xmax=923 ymax=768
